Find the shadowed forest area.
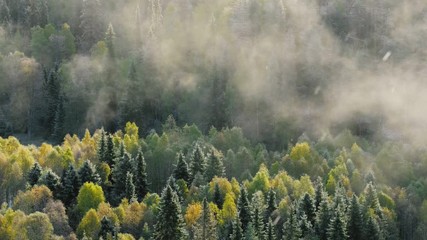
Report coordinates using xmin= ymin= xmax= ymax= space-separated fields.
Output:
xmin=0 ymin=0 xmax=426 ymax=239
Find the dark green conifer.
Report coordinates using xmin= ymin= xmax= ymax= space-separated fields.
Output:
xmin=134 ymin=150 xmax=149 ymax=200
xmin=99 ymin=216 xmax=116 ymax=240
xmin=60 ymin=164 xmax=79 ymax=206
xmin=78 ymin=160 xmax=101 ymax=185
xmin=316 ymin=190 xmax=331 ymax=240
xmin=125 ymin=172 xmax=136 ymax=202
xmin=347 ymin=195 xmax=364 ymax=240
xmin=205 ymin=149 xmax=225 ymax=182
xmin=105 ymin=134 xmax=115 ymax=167
xmin=153 ymin=185 xmax=187 ymax=240
xmin=230 ymin=216 xmax=244 ymax=240
xmin=265 ymin=189 xmax=277 ymax=221
xmin=27 ymin=162 xmax=42 ymax=186
xmin=173 ymin=152 xmax=190 ymax=184
xmin=97 ymin=130 xmax=106 ymax=162
xmin=283 ymin=207 xmax=301 ymax=240
xmin=190 ymin=144 xmax=206 ymax=182
xmin=300 ymin=193 xmax=316 ymax=226
xmin=237 ymin=186 xmax=251 ymax=232
xmin=44 ymin=169 xmax=61 ymax=197
xmin=213 ymin=183 xmax=224 ymax=209
xmin=266 ymin=218 xmax=276 ymax=240
xmin=112 ymin=152 xmax=134 ymax=200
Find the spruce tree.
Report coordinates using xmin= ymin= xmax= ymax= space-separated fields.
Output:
xmin=153 ymin=185 xmax=187 ymax=240
xmin=78 ymin=160 xmax=101 ymax=185
xmin=105 ymin=134 xmax=115 ymax=167
xmin=245 ymin=223 xmax=259 ymax=240
xmin=99 ymin=216 xmax=116 ymax=240
xmin=364 ymin=182 xmax=381 ymax=216
xmin=60 ymin=164 xmax=80 ymax=206
xmin=44 ymin=169 xmax=61 ymax=197
xmin=283 ymin=207 xmax=302 ymax=240
xmin=299 ymin=193 xmax=316 ymax=226
xmin=314 ymin=177 xmax=324 ymax=211
xmin=97 ymin=130 xmax=106 ymax=162
xmin=205 ymin=149 xmax=225 ymax=182
xmin=190 ymin=144 xmax=206 ymax=182
xmin=231 ymin=216 xmax=244 ymax=240
xmin=27 ymin=162 xmax=42 ymax=186
xmin=327 ymin=210 xmax=348 ymax=240
xmin=105 ymin=23 xmax=115 ymax=59
xmin=266 ymin=218 xmax=276 ymax=240
xmin=252 ymin=206 xmax=266 ymax=240
xmin=173 ymin=152 xmax=190 ymax=184
xmin=316 ymin=190 xmax=331 ymax=240
xmin=125 ymin=172 xmax=136 ymax=202
xmin=134 ymin=150 xmax=149 ymax=200
xmin=347 ymin=195 xmax=364 ymax=240
xmin=265 ymin=189 xmax=277 ymax=221
xmin=365 ymin=215 xmax=381 ymax=240
xmin=237 ymin=186 xmax=251 ymax=232
xmin=112 ymin=152 xmax=134 ymax=200
xmin=79 ymin=0 xmax=104 ymax=51
xmin=193 ymin=198 xmax=217 ymax=240
xmin=213 ymin=183 xmax=224 ymax=209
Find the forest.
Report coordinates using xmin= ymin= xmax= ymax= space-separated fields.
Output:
xmin=0 ymin=0 xmax=426 ymax=239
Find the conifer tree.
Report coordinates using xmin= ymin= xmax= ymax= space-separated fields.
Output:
xmin=60 ymin=164 xmax=80 ymax=206
xmin=153 ymin=185 xmax=187 ymax=240
xmin=231 ymin=216 xmax=244 ymax=240
xmin=79 ymin=0 xmax=104 ymax=51
xmin=205 ymin=149 xmax=225 ymax=182
xmin=213 ymin=183 xmax=224 ymax=209
xmin=314 ymin=177 xmax=324 ymax=211
xmin=252 ymin=206 xmax=266 ymax=240
xmin=327 ymin=210 xmax=348 ymax=240
xmin=28 ymin=162 xmax=42 ymax=186
xmin=173 ymin=152 xmax=190 ymax=184
xmin=266 ymin=218 xmax=276 ymax=240
xmin=193 ymin=198 xmax=217 ymax=240
xmin=316 ymin=190 xmax=331 ymax=240
xmin=78 ymin=160 xmax=101 ymax=185
xmin=105 ymin=23 xmax=115 ymax=59
xmin=300 ymin=193 xmax=316 ymax=226
xmin=112 ymin=152 xmax=134 ymax=200
xmin=299 ymin=212 xmax=315 ymax=239
xmin=237 ymin=186 xmax=251 ymax=232
xmin=125 ymin=172 xmax=136 ymax=202
xmin=347 ymin=195 xmax=364 ymax=240
xmin=245 ymin=223 xmax=259 ymax=240
xmin=44 ymin=169 xmax=61 ymax=197
xmin=265 ymin=189 xmax=277 ymax=221
xmin=190 ymin=144 xmax=206 ymax=182
xmin=364 ymin=182 xmax=381 ymax=216
xmin=99 ymin=216 xmax=116 ymax=240
xmin=134 ymin=150 xmax=149 ymax=200
xmin=97 ymin=130 xmax=106 ymax=162
xmin=283 ymin=207 xmax=301 ymax=240
xmin=365 ymin=215 xmax=381 ymax=240
xmin=105 ymin=134 xmax=115 ymax=167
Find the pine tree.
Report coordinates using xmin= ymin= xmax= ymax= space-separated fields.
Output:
xmin=42 ymin=64 xmax=61 ymax=137
xmin=205 ymin=149 xmax=225 ymax=182
xmin=245 ymin=223 xmax=259 ymax=240
xmin=134 ymin=151 xmax=149 ymax=200
xmin=60 ymin=164 xmax=80 ymax=206
xmin=99 ymin=216 xmax=116 ymax=240
xmin=125 ymin=172 xmax=136 ymax=202
xmin=213 ymin=183 xmax=224 ymax=209
xmin=193 ymin=198 xmax=217 ymax=240
xmin=173 ymin=152 xmax=190 ymax=184
xmin=153 ymin=185 xmax=187 ymax=240
xmin=299 ymin=193 xmax=316 ymax=226
xmin=266 ymin=218 xmax=276 ymax=240
xmin=105 ymin=134 xmax=115 ymax=167
xmin=237 ymin=186 xmax=251 ymax=232
xmin=364 ymin=182 xmax=381 ymax=216
xmin=27 ymin=162 xmax=42 ymax=186
xmin=97 ymin=130 xmax=106 ymax=162
xmin=265 ymin=189 xmax=277 ymax=221
xmin=347 ymin=195 xmax=364 ymax=240
xmin=231 ymin=216 xmax=244 ymax=240
xmin=190 ymin=144 xmax=206 ymax=182
xmin=299 ymin=212 xmax=315 ymax=239
xmin=78 ymin=160 xmax=101 ymax=185
xmin=283 ymin=207 xmax=301 ymax=240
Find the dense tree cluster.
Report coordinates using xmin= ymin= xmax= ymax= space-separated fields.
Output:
xmin=0 ymin=121 xmax=425 ymax=239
